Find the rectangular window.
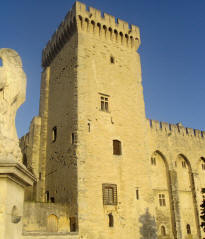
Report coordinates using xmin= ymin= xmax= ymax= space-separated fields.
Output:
xmin=102 ymin=184 xmax=117 ymax=205
xmin=136 ymin=188 xmax=139 ymax=200
xmin=113 ymin=140 xmax=122 ymax=155
xmin=100 ymin=94 xmax=109 ymax=112
xmin=159 ymin=194 xmax=166 ymax=206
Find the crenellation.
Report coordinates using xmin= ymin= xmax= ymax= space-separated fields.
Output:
xmin=42 ymin=1 xmax=140 ymax=68
xmin=148 ymin=119 xmax=205 ymax=140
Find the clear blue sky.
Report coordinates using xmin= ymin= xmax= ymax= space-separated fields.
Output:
xmin=1 ymin=0 xmax=205 ymax=137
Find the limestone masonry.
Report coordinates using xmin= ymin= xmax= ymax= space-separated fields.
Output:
xmin=2 ymin=1 xmax=205 ymax=239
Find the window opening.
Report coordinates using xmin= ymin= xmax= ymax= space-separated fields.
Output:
xmin=186 ymin=224 xmax=191 ymax=234
xmin=102 ymin=184 xmax=117 ymax=205
xmin=110 ymin=56 xmax=115 ymax=64
xmin=46 ymin=191 xmax=49 ymax=202
xmin=161 ymin=225 xmax=166 ymax=236
xmin=202 ymin=163 xmax=205 ymax=170
xmin=100 ymin=95 xmax=109 ymax=112
xmin=113 ymin=140 xmax=122 ymax=155
xmin=151 ymin=157 xmax=156 ymax=165
xmin=136 ymin=188 xmax=139 ymax=200
xmin=70 ymin=217 xmax=77 ymax=232
xmin=50 ymin=197 xmax=55 ymax=203
xmin=88 ymin=122 xmax=90 ymax=132
xmin=52 ymin=127 xmax=57 ymax=142
xmin=159 ymin=194 xmax=166 ymax=206
xmin=72 ymin=133 xmax=75 ymax=144
xmin=108 ymin=213 xmax=114 ymax=227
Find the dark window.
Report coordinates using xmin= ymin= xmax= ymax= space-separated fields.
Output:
xmin=70 ymin=217 xmax=77 ymax=232
xmin=159 ymin=194 xmax=166 ymax=206
xmin=102 ymin=184 xmax=117 ymax=205
xmin=39 ymin=172 xmax=41 ymax=180
xmin=46 ymin=191 xmax=49 ymax=202
xmin=151 ymin=157 xmax=156 ymax=165
xmin=108 ymin=213 xmax=114 ymax=227
xmin=136 ymin=188 xmax=139 ymax=200
xmin=182 ymin=161 xmax=186 ymax=168
xmin=113 ymin=140 xmax=122 ymax=155
xmin=50 ymin=197 xmax=55 ymax=203
xmin=72 ymin=133 xmax=75 ymax=144
xmin=52 ymin=127 xmax=57 ymax=142
xmin=186 ymin=224 xmax=191 ymax=234
xmin=100 ymin=95 xmax=109 ymax=112
xmin=161 ymin=226 xmax=166 ymax=236
xmin=110 ymin=56 xmax=115 ymax=64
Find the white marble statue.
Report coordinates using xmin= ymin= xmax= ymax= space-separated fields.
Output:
xmin=0 ymin=48 xmax=26 ymax=162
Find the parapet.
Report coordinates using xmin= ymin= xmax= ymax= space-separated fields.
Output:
xmin=147 ymin=119 xmax=205 ymax=140
xmin=42 ymin=1 xmax=141 ymax=68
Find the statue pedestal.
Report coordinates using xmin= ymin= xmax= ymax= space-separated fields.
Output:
xmin=0 ymin=157 xmax=36 ymax=239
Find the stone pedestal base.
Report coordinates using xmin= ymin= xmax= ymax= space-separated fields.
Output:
xmin=0 ymin=157 xmax=36 ymax=239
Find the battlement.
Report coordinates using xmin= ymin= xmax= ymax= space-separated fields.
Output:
xmin=147 ymin=119 xmax=205 ymax=140
xmin=42 ymin=1 xmax=140 ymax=68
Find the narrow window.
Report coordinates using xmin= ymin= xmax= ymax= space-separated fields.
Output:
xmin=108 ymin=213 xmax=114 ymax=227
xmin=100 ymin=94 xmax=109 ymax=112
xmin=102 ymin=184 xmax=117 ymax=205
xmin=186 ymin=224 xmax=191 ymax=234
xmin=202 ymin=163 xmax=205 ymax=171
xmin=88 ymin=122 xmax=91 ymax=132
xmin=161 ymin=225 xmax=166 ymax=236
xmin=46 ymin=191 xmax=49 ymax=202
xmin=182 ymin=161 xmax=186 ymax=168
xmin=110 ymin=56 xmax=115 ymax=64
xmin=52 ymin=127 xmax=57 ymax=142
xmin=70 ymin=217 xmax=77 ymax=232
xmin=113 ymin=140 xmax=122 ymax=155
xmin=39 ymin=172 xmax=41 ymax=180
xmin=72 ymin=133 xmax=75 ymax=144
xmin=159 ymin=194 xmax=166 ymax=206
xmin=50 ymin=197 xmax=55 ymax=203
xmin=136 ymin=188 xmax=139 ymax=200
xmin=151 ymin=157 xmax=156 ymax=165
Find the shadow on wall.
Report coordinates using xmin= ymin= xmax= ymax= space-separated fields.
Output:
xmin=139 ymin=208 xmax=157 ymax=239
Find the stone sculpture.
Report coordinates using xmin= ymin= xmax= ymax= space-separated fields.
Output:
xmin=0 ymin=48 xmax=26 ymax=162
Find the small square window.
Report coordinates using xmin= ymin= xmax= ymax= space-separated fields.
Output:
xmin=159 ymin=194 xmax=166 ymax=206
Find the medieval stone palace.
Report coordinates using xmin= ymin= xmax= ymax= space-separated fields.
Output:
xmin=0 ymin=1 xmax=205 ymax=239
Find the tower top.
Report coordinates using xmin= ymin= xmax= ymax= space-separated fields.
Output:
xmin=42 ymin=1 xmax=141 ymax=68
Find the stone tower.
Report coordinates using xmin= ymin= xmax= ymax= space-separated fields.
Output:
xmin=39 ymin=1 xmax=155 ymax=238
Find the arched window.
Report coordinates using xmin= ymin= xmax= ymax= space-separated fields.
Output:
xmin=161 ymin=225 xmax=166 ymax=236
xmin=113 ymin=140 xmax=122 ymax=155
xmin=186 ymin=224 xmax=191 ymax=234
xmin=108 ymin=213 xmax=114 ymax=227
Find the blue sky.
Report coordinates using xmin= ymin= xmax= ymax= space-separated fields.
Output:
xmin=1 ymin=0 xmax=205 ymax=137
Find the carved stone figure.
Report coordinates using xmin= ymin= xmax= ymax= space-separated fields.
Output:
xmin=0 ymin=48 xmax=26 ymax=162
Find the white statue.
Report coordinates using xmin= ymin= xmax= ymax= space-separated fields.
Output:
xmin=0 ymin=48 xmax=26 ymax=162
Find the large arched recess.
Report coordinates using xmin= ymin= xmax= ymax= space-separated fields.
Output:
xmin=150 ymin=151 xmax=175 ymax=239
xmin=196 ymin=157 xmax=205 ymax=238
xmin=176 ymin=154 xmax=200 ymax=238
